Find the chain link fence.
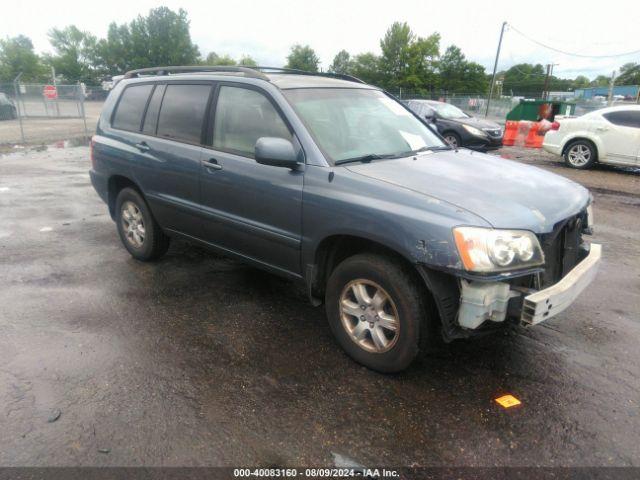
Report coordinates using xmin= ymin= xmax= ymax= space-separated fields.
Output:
xmin=0 ymin=83 xmax=106 ymax=147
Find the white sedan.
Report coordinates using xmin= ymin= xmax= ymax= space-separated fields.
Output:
xmin=543 ymin=105 xmax=640 ymax=169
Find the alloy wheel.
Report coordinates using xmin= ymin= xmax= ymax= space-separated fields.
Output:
xmin=339 ymin=279 xmax=400 ymax=353
xmin=567 ymin=144 xmax=591 ymax=167
xmin=121 ymin=201 xmax=146 ymax=248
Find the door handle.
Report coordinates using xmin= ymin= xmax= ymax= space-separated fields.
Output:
xmin=596 ymin=127 xmax=608 ymax=132
xmin=202 ymin=158 xmax=222 ymax=171
xmin=134 ymin=141 xmax=150 ymax=152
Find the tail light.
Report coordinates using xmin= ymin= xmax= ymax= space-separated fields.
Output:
xmin=550 ymin=121 xmax=560 ymax=131
xmin=90 ymin=137 xmax=96 ymax=169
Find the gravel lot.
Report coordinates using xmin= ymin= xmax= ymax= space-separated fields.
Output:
xmin=0 ymin=144 xmax=638 ymax=468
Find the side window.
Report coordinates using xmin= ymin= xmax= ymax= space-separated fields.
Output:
xmin=213 ymin=86 xmax=292 ymax=157
xmin=142 ymin=84 xmax=165 ymax=135
xmin=157 ymin=84 xmax=211 ymax=144
xmin=112 ymin=84 xmax=154 ymax=132
xmin=603 ymin=111 xmax=640 ymax=128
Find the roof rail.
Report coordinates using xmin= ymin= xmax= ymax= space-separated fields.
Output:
xmin=255 ymin=66 xmax=366 ymax=84
xmin=122 ymin=65 xmax=366 ymax=85
xmin=123 ymin=65 xmax=270 ymax=80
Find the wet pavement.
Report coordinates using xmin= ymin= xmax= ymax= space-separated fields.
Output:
xmin=0 ymin=145 xmax=639 ymax=467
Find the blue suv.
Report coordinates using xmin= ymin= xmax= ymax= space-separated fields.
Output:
xmin=90 ymin=66 xmax=601 ymax=372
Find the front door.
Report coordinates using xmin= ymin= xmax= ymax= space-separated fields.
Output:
xmin=199 ymin=84 xmax=304 ymax=276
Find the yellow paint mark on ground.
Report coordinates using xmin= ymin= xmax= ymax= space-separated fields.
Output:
xmin=495 ymin=394 xmax=522 ymax=408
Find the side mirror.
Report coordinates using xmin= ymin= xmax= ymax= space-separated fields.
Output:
xmin=255 ymin=137 xmax=301 ymax=169
xmin=425 ymin=114 xmax=436 ymax=124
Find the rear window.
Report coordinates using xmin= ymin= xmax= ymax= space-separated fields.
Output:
xmin=112 ymin=84 xmax=154 ymax=132
xmin=603 ymin=110 xmax=640 ymax=128
xmin=156 ymin=84 xmax=211 ymax=144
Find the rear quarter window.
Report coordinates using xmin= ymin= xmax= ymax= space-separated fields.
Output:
xmin=112 ymin=84 xmax=154 ymax=132
xmin=603 ymin=111 xmax=640 ymax=128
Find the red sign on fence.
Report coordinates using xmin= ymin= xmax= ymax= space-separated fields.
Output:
xmin=43 ymin=85 xmax=58 ymax=100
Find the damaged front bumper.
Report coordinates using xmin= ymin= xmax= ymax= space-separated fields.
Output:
xmin=457 ymin=243 xmax=602 ymax=329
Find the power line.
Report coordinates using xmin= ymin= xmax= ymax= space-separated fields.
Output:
xmin=508 ymin=24 xmax=640 ymax=59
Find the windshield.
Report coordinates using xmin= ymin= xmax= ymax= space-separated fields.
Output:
xmin=433 ymin=103 xmax=469 ymax=119
xmin=283 ymin=88 xmax=446 ymax=164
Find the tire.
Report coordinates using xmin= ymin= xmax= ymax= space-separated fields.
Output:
xmin=115 ymin=187 xmax=170 ymax=261
xmin=325 ymin=253 xmax=430 ymax=373
xmin=564 ymin=140 xmax=596 ymax=169
xmin=443 ymin=132 xmax=461 ymax=149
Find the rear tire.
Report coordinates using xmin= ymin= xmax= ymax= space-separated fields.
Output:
xmin=115 ymin=187 xmax=170 ymax=261
xmin=564 ymin=140 xmax=596 ymax=169
xmin=325 ymin=253 xmax=430 ymax=373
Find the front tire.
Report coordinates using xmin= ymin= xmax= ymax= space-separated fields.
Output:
xmin=115 ymin=187 xmax=170 ymax=261
xmin=325 ymin=253 xmax=430 ymax=373
xmin=564 ymin=140 xmax=596 ymax=169
xmin=443 ymin=132 xmax=461 ymax=149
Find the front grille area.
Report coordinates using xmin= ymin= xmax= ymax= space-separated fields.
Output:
xmin=484 ymin=128 xmax=503 ymax=138
xmin=538 ymin=211 xmax=588 ymax=287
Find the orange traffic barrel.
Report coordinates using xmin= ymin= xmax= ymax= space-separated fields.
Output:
xmin=525 ymin=122 xmax=544 ymax=148
xmin=502 ymin=121 xmax=518 ymax=146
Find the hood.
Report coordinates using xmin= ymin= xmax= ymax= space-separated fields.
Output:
xmin=454 ymin=116 xmax=501 ymax=130
xmin=345 ymin=149 xmax=589 ymax=233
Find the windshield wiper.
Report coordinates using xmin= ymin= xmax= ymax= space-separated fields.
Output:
xmin=389 ymin=145 xmax=452 ymax=158
xmin=335 ymin=153 xmax=391 ymax=165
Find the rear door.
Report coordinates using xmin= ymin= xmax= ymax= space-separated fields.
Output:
xmin=199 ymin=83 xmax=304 ymax=276
xmin=596 ymin=110 xmax=640 ymax=165
xmin=133 ymin=82 xmax=213 ymax=237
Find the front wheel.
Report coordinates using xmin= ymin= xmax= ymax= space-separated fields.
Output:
xmin=564 ymin=140 xmax=596 ymax=169
xmin=325 ymin=253 xmax=430 ymax=373
xmin=115 ymin=187 xmax=170 ymax=261
xmin=443 ymin=132 xmax=461 ymax=149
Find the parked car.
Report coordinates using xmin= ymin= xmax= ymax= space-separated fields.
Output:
xmin=405 ymin=99 xmax=503 ymax=150
xmin=0 ymin=93 xmax=18 ymax=120
xmin=90 ymin=66 xmax=601 ymax=373
xmin=543 ymin=105 xmax=640 ymax=169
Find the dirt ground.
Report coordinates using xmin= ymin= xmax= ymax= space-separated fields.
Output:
xmin=0 ymin=144 xmax=638 ymax=469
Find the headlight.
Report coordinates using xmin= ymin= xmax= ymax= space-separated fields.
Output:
xmin=462 ymin=124 xmax=487 ymax=137
xmin=453 ymin=227 xmax=544 ymax=272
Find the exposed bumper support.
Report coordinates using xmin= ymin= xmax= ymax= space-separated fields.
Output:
xmin=521 ymin=243 xmax=602 ymax=325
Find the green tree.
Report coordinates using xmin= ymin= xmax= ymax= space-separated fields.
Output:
xmin=379 ymin=22 xmax=440 ymax=92
xmin=590 ymin=75 xmax=610 ymax=87
xmin=329 ymin=50 xmax=351 ymax=74
xmin=0 ymin=35 xmax=47 ymax=82
xmin=96 ymin=7 xmax=200 ymax=76
xmin=439 ymin=45 xmax=487 ymax=94
xmin=349 ymin=52 xmax=382 ymax=85
xmin=572 ymin=75 xmax=590 ymax=89
xmin=238 ymin=55 xmax=258 ymax=67
xmin=203 ymin=52 xmax=237 ymax=66
xmin=47 ymin=26 xmax=100 ymax=83
xmin=501 ymin=63 xmax=546 ymax=96
xmin=285 ymin=44 xmax=319 ymax=72
xmin=617 ymin=62 xmax=640 ymax=85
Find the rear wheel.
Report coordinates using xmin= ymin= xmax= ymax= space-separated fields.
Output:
xmin=115 ymin=187 xmax=170 ymax=261
xmin=325 ymin=253 xmax=430 ymax=373
xmin=564 ymin=140 xmax=596 ymax=169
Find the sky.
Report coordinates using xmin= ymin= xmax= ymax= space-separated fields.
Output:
xmin=2 ymin=0 xmax=639 ymax=79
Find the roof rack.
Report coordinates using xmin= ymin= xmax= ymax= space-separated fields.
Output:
xmin=123 ymin=65 xmax=270 ymax=80
xmin=254 ymin=66 xmax=366 ymax=84
xmin=122 ymin=65 xmax=366 ymax=84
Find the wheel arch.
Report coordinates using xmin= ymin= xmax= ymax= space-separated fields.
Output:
xmin=561 ymin=135 xmax=600 ymax=160
xmin=107 ymin=174 xmax=144 ymax=220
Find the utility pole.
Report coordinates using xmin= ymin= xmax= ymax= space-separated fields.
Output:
xmin=486 ymin=21 xmax=507 ymax=118
xmin=13 ymin=73 xmax=25 ymax=144
xmin=542 ymin=64 xmax=551 ymax=100
xmin=607 ymin=70 xmax=616 ymax=106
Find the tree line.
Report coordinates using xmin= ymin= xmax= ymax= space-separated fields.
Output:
xmin=1 ymin=6 xmax=638 ymax=97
